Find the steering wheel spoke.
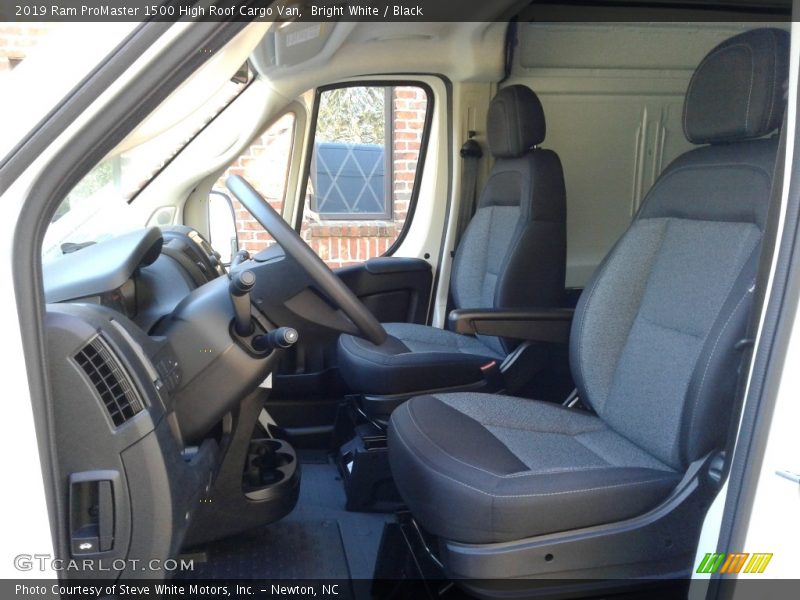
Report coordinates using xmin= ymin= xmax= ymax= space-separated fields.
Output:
xmin=226 ymin=175 xmax=387 ymax=346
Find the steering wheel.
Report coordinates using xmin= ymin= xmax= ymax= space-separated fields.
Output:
xmin=226 ymin=175 xmax=388 ymax=346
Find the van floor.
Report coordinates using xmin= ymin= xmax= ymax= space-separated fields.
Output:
xmin=186 ymin=452 xmax=393 ymax=581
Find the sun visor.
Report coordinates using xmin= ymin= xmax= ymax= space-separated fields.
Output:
xmin=252 ymin=21 xmax=338 ymax=70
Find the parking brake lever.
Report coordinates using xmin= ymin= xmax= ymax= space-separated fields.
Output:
xmin=229 ymin=269 xmax=256 ymax=336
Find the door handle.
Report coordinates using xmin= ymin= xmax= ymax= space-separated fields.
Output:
xmin=69 ymin=471 xmax=117 ymax=555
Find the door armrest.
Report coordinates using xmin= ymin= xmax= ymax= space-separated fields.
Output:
xmin=448 ymin=308 xmax=575 ymax=344
xmin=362 ymin=257 xmax=431 ymax=275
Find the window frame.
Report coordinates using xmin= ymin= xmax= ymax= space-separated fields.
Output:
xmin=295 ymin=80 xmax=435 ymax=257
xmin=309 ymin=86 xmax=394 ymax=220
xmin=210 ymin=108 xmax=299 ymax=256
xmin=243 ymin=108 xmax=298 ymax=217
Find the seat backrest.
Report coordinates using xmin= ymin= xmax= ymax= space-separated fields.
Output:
xmin=451 ymin=85 xmax=567 ymax=355
xmin=570 ymin=28 xmax=789 ymax=471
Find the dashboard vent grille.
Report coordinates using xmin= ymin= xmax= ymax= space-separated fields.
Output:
xmin=74 ymin=336 xmax=143 ymax=426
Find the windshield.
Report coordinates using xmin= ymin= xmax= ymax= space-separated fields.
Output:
xmin=41 ymin=63 xmax=252 ymax=264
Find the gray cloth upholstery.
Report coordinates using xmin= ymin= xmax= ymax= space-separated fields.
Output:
xmin=338 ymin=85 xmax=566 ymax=394
xmin=388 ymin=28 xmax=787 ymax=546
xmin=451 ymin=149 xmax=566 ymax=354
xmin=389 ymin=394 xmax=680 ymax=543
xmin=684 ymin=28 xmax=789 ymax=144
xmin=570 ymin=140 xmax=776 ymax=469
xmin=487 ymin=85 xmax=546 ymax=158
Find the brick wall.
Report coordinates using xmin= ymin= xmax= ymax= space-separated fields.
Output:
xmin=216 ymin=113 xmax=296 ymax=254
xmin=392 ymin=86 xmax=427 ymax=226
xmin=219 ymin=86 xmax=428 ymax=268
xmin=0 ymin=24 xmax=58 ymax=72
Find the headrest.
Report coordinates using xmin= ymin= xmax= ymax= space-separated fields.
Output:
xmin=684 ymin=28 xmax=790 ymax=145
xmin=487 ymin=85 xmax=546 ymax=158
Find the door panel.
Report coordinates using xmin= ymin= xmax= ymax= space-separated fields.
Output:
xmin=268 ymin=257 xmax=431 ymax=447
xmin=267 ymin=81 xmax=436 ymax=448
xmin=335 ymin=257 xmax=432 ymax=324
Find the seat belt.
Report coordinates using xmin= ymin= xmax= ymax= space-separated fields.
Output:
xmin=454 ymin=132 xmax=483 ymax=250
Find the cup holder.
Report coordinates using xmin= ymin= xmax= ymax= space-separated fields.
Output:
xmin=243 ymin=438 xmax=298 ymax=500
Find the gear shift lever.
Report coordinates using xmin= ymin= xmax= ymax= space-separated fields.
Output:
xmin=229 ymin=269 xmax=256 ymax=336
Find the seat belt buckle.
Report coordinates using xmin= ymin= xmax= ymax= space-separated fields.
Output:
xmin=480 ymin=360 xmax=504 ymax=390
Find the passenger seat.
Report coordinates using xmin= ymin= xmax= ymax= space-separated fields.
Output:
xmin=337 ymin=85 xmax=567 ymax=406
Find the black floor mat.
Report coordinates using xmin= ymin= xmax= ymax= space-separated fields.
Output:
xmin=183 ymin=519 xmax=350 ymax=580
xmin=296 ymin=448 xmax=331 ymax=464
xmin=184 ymin=461 xmax=393 ymax=586
xmin=287 ymin=462 xmax=393 ymax=579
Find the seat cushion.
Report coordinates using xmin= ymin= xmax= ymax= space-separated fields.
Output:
xmin=338 ymin=323 xmax=503 ymax=396
xmin=388 ymin=393 xmax=681 ymax=544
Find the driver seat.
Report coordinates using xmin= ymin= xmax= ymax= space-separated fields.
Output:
xmin=338 ymin=85 xmax=566 ymax=400
xmin=388 ymin=27 xmax=788 ymax=575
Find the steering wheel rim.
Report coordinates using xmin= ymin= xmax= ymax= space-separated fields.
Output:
xmin=226 ymin=175 xmax=388 ymax=346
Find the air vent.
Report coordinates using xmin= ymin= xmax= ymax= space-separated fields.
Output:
xmin=74 ymin=336 xmax=143 ymax=427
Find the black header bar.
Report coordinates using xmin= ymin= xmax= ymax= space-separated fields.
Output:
xmin=0 ymin=0 xmax=792 ymax=23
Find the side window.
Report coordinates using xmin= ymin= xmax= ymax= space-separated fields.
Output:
xmin=213 ymin=112 xmax=296 ymax=257
xmin=301 ymin=84 xmax=430 ymax=268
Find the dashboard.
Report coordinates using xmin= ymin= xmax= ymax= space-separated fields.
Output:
xmin=41 ymin=216 xmax=369 ymax=580
xmin=44 ymin=226 xmax=224 ymax=332
xmin=42 ymin=225 xmax=265 ymax=581
xmin=40 ymin=211 xmax=386 ymax=579
xmin=57 ymin=278 xmax=137 ymax=321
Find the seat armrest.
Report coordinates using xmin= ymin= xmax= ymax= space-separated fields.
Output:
xmin=448 ymin=308 xmax=575 ymax=344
